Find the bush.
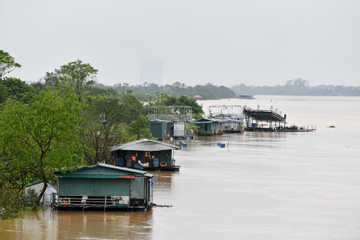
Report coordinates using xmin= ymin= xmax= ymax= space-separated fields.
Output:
xmin=0 ymin=183 xmax=24 ymax=220
xmin=24 ymin=188 xmax=38 ymax=207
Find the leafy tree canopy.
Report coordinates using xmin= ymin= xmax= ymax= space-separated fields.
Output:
xmin=44 ymin=60 xmax=97 ymax=98
xmin=1 ymin=77 xmax=32 ymax=101
xmin=0 ymin=50 xmax=21 ymax=80
xmin=113 ymin=82 xmax=236 ymax=100
xmin=0 ymin=87 xmax=86 ymax=207
xmin=129 ymin=115 xmax=153 ymax=140
xmin=146 ymin=92 xmax=204 ymax=119
xmin=81 ymin=88 xmax=147 ymax=164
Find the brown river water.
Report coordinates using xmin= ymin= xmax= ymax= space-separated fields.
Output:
xmin=1 ymin=96 xmax=360 ymax=240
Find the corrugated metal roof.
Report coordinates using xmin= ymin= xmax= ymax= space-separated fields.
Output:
xmin=109 ymin=139 xmax=179 ymax=152
xmin=192 ymin=120 xmax=212 ymax=124
xmin=150 ymin=119 xmax=170 ymax=123
xmin=97 ymin=163 xmax=153 ymax=177
xmin=54 ymin=163 xmax=153 ymax=177
xmin=192 ymin=118 xmax=219 ymax=124
xmin=209 ymin=118 xmax=228 ymax=123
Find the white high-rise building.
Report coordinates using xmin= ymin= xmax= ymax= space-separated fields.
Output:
xmin=140 ymin=58 xmax=163 ymax=85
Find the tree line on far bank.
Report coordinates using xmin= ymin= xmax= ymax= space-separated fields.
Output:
xmin=231 ymin=78 xmax=360 ymax=96
xmin=94 ymin=78 xmax=360 ymax=100
xmin=0 ymin=50 xmax=203 ymax=219
xmin=95 ymin=81 xmax=237 ymax=101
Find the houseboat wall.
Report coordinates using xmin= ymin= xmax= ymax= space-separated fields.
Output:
xmin=150 ymin=120 xmax=169 ymax=139
xmin=54 ymin=165 xmax=153 ymax=211
xmin=25 ymin=181 xmax=57 ymax=206
xmin=110 ymin=139 xmax=180 ymax=171
xmin=194 ymin=121 xmax=221 ymax=135
xmin=173 ymin=122 xmax=185 ymax=138
xmin=223 ymin=121 xmax=244 ymax=133
xmin=113 ymin=150 xmax=173 ymax=168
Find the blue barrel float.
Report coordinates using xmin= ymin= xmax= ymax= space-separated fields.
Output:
xmin=153 ymin=158 xmax=159 ymax=167
xmin=217 ymin=143 xmax=226 ymax=148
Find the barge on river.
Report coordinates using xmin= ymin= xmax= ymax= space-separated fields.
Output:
xmin=110 ymin=139 xmax=180 ymax=171
xmin=52 ymin=163 xmax=153 ymax=211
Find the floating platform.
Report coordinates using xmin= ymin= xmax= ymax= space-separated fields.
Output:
xmin=245 ymin=127 xmax=316 ymax=132
xmin=141 ymin=165 xmax=180 ymax=172
xmin=55 ymin=195 xmax=150 ymax=211
xmin=242 ymin=107 xmax=315 ymax=132
xmin=243 ymin=108 xmax=286 ymax=122
xmin=243 ymin=107 xmax=288 ymax=131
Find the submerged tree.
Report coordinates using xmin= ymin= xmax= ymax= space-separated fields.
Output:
xmin=0 ymin=87 xmax=86 ymax=207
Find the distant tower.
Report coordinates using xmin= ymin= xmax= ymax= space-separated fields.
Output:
xmin=140 ymin=58 xmax=163 ymax=85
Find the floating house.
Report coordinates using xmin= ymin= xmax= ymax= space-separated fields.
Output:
xmin=212 ymin=114 xmax=245 ymax=133
xmin=171 ymin=121 xmax=186 ymax=138
xmin=110 ymin=139 xmax=180 ymax=171
xmin=150 ymin=120 xmax=186 ymax=139
xmin=191 ymin=118 xmax=221 ymax=135
xmin=53 ymin=163 xmax=153 ymax=211
xmin=148 ymin=105 xmax=192 ymax=139
xmin=150 ymin=120 xmax=170 ymax=139
xmin=25 ymin=181 xmax=57 ymax=206
xmin=208 ymin=105 xmax=244 ymax=134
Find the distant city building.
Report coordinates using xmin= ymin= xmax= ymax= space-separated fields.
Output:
xmin=140 ymin=58 xmax=163 ymax=85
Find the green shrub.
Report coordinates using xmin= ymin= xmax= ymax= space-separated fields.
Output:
xmin=0 ymin=184 xmax=24 ymax=220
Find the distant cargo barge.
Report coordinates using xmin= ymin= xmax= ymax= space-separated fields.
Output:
xmin=237 ymin=94 xmax=255 ymax=99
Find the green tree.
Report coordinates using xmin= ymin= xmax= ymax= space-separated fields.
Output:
xmin=82 ymin=93 xmax=122 ymax=164
xmin=2 ymin=77 xmax=32 ymax=101
xmin=145 ymin=93 xmax=204 ymax=119
xmin=81 ymin=88 xmax=144 ymax=164
xmin=44 ymin=60 xmax=97 ymax=100
xmin=0 ymin=50 xmax=21 ymax=80
xmin=0 ymin=83 xmax=6 ymax=103
xmin=0 ymin=87 xmax=86 ymax=208
xmin=177 ymin=95 xmax=204 ymax=119
xmin=119 ymin=91 xmax=146 ymax=124
xmin=129 ymin=116 xmax=153 ymax=140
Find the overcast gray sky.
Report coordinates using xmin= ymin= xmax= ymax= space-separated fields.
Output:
xmin=1 ymin=0 xmax=359 ymax=87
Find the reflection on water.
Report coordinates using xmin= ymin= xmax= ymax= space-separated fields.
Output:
xmin=0 ymin=208 xmax=153 ymax=240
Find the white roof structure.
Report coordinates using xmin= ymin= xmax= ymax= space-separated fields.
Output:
xmin=109 ymin=139 xmax=179 ymax=152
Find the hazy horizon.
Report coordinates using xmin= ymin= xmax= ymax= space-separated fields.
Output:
xmin=1 ymin=0 xmax=359 ymax=88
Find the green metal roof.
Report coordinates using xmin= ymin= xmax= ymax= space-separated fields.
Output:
xmin=54 ymin=163 xmax=153 ymax=178
xmin=109 ymin=139 xmax=179 ymax=152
